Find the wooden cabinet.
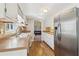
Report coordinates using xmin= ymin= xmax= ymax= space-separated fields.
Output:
xmin=42 ymin=32 xmax=54 ymax=49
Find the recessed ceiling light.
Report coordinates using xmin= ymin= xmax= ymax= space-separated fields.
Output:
xmin=43 ymin=9 xmax=48 ymax=13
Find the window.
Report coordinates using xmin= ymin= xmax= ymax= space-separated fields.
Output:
xmin=11 ymin=23 xmax=13 ymax=29
xmin=7 ymin=23 xmax=9 ymax=30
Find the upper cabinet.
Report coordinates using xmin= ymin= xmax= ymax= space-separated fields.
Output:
xmin=6 ymin=3 xmax=17 ymax=19
xmin=0 ymin=3 xmax=5 ymax=18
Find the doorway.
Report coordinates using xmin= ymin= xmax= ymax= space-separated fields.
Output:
xmin=34 ymin=20 xmax=41 ymax=41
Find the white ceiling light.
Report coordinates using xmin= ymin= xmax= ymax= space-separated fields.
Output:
xmin=43 ymin=9 xmax=48 ymax=13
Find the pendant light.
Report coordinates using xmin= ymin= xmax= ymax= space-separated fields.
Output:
xmin=0 ymin=3 xmax=16 ymax=23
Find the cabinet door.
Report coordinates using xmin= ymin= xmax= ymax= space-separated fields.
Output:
xmin=6 ymin=3 xmax=17 ymax=19
xmin=0 ymin=3 xmax=5 ymax=18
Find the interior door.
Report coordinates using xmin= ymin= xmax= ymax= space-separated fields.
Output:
xmin=34 ymin=20 xmax=41 ymax=35
xmin=34 ymin=20 xmax=41 ymax=41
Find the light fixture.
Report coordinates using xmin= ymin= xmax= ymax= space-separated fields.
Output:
xmin=43 ymin=8 xmax=48 ymax=13
xmin=1 ymin=3 xmax=16 ymax=23
xmin=41 ymin=7 xmax=48 ymax=13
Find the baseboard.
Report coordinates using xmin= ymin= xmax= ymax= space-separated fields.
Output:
xmin=43 ymin=41 xmax=55 ymax=53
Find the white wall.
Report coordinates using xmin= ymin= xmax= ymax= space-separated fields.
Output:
xmin=41 ymin=14 xmax=54 ymax=31
xmin=27 ymin=18 xmax=34 ymax=34
xmin=0 ymin=3 xmax=5 ymax=18
xmin=6 ymin=3 xmax=17 ymax=19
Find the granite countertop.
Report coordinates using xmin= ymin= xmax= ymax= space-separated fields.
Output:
xmin=43 ymin=30 xmax=54 ymax=35
xmin=0 ymin=32 xmax=16 ymax=39
xmin=21 ymin=30 xmax=31 ymax=33
xmin=0 ymin=33 xmax=30 ymax=52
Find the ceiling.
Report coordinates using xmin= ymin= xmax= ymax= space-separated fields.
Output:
xmin=19 ymin=3 xmax=78 ymax=19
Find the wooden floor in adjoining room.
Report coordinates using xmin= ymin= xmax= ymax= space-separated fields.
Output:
xmin=28 ymin=35 xmax=55 ymax=56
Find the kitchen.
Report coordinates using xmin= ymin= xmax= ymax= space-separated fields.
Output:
xmin=0 ymin=3 xmax=79 ymax=56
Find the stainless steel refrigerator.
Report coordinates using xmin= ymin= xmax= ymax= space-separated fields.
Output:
xmin=54 ymin=7 xmax=79 ymax=56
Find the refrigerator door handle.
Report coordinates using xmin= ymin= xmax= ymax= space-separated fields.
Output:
xmin=55 ymin=26 xmax=61 ymax=41
xmin=58 ymin=33 xmax=61 ymax=41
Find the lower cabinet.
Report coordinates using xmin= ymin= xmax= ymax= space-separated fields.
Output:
xmin=0 ymin=49 xmax=27 ymax=56
xmin=42 ymin=32 xmax=54 ymax=50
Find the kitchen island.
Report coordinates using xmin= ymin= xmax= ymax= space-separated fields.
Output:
xmin=0 ymin=33 xmax=31 ymax=56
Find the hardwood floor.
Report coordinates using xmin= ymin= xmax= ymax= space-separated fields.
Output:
xmin=28 ymin=35 xmax=55 ymax=56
